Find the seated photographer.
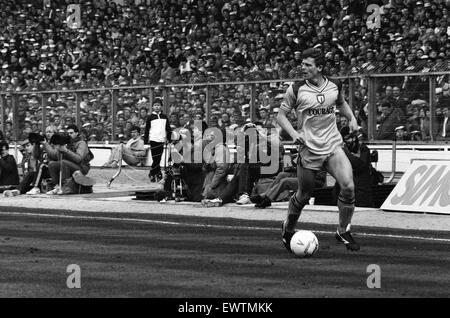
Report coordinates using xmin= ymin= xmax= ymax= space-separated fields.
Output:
xmin=0 ymin=140 xmax=20 ymax=189
xmin=251 ymin=152 xmax=326 ymax=208
xmin=155 ymin=120 xmax=209 ymax=203
xmin=27 ymin=125 xmax=59 ymax=193
xmin=17 ymin=133 xmax=50 ymax=195
xmin=211 ymin=123 xmax=268 ymax=206
xmin=103 ymin=126 xmax=146 ymax=168
xmin=201 ymin=128 xmax=231 ymax=206
xmin=43 ymin=124 xmax=92 ymax=195
xmin=202 ymin=122 xmax=282 ymax=207
xmin=174 ymin=120 xmax=207 ymax=202
xmin=333 ymin=127 xmax=374 ymax=208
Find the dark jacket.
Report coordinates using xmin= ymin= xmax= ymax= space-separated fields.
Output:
xmin=144 ymin=112 xmax=172 ymax=144
xmin=43 ymin=137 xmax=91 ymax=175
xmin=0 ymin=154 xmax=20 ymax=186
xmin=334 ymin=143 xmax=374 ymax=208
xmin=202 ymin=143 xmax=231 ymax=199
xmin=376 ymin=108 xmax=405 ymax=140
xmin=345 ymin=143 xmax=374 ymax=208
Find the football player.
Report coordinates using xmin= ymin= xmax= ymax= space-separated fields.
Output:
xmin=277 ymin=48 xmax=360 ymax=252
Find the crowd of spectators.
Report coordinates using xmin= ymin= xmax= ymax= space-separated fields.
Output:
xmin=1 ymin=0 xmax=449 ymax=90
xmin=0 ymin=0 xmax=449 ymax=142
xmin=0 ymin=83 xmax=287 ymax=142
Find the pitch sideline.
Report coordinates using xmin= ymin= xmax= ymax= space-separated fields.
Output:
xmin=1 ymin=211 xmax=450 ymax=243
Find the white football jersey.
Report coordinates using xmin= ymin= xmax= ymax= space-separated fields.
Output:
xmin=280 ymin=77 xmax=343 ymax=155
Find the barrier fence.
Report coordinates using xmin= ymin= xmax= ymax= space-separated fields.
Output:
xmin=0 ymin=71 xmax=449 ymax=145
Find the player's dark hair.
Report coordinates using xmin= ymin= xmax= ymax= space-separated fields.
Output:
xmin=302 ymin=48 xmax=325 ymax=69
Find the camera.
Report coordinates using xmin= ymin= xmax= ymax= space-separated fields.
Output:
xmin=28 ymin=133 xmax=45 ymax=144
xmin=168 ymin=163 xmax=183 ymax=179
xmin=50 ymin=133 xmax=71 ymax=146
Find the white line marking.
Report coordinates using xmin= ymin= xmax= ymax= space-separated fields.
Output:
xmin=1 ymin=211 xmax=450 ymax=243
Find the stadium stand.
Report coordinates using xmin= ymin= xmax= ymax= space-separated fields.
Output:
xmin=0 ymin=0 xmax=449 ymax=142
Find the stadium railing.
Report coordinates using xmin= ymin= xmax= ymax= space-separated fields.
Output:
xmin=0 ymin=72 xmax=449 ymax=145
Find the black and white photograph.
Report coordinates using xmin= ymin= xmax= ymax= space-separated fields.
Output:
xmin=0 ymin=0 xmax=449 ymax=302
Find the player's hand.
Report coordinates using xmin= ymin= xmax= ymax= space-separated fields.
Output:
xmin=348 ymin=118 xmax=359 ymax=133
xmin=291 ymin=132 xmax=304 ymax=146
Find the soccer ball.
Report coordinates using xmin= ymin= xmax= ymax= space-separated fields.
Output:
xmin=290 ymin=230 xmax=319 ymax=258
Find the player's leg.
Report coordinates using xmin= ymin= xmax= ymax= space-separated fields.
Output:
xmin=325 ymin=147 xmax=359 ymax=251
xmin=325 ymin=148 xmax=355 ymax=232
xmin=285 ymin=156 xmax=316 ymax=230
xmin=282 ymin=163 xmax=316 ymax=252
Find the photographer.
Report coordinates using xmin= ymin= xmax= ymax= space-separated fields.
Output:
xmin=221 ymin=122 xmax=270 ymax=205
xmin=202 ymin=122 xmax=281 ymax=207
xmin=43 ymin=124 xmax=92 ymax=195
xmin=201 ymin=128 xmax=231 ymax=206
xmin=251 ymin=151 xmax=327 ymax=209
xmin=157 ymin=120 xmax=207 ymax=202
xmin=17 ymin=133 xmax=49 ymax=195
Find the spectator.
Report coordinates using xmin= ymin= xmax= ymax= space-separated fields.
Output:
xmin=394 ymin=126 xmax=411 ymax=141
xmin=406 ymin=105 xmax=422 ymax=134
xmin=0 ymin=0 xmax=447 ymax=95
xmin=45 ymin=125 xmax=58 ymax=142
xmin=169 ymin=113 xmax=180 ymax=129
xmin=376 ymin=100 xmax=405 ymax=140
xmin=0 ymin=140 xmax=20 ymax=188
xmin=0 ymin=0 xmax=448 ymax=142
xmin=258 ymin=108 xmax=273 ymax=128
xmin=436 ymin=106 xmax=450 ymax=141
xmin=103 ymin=125 xmax=146 ymax=168
xmin=391 ymin=86 xmax=410 ymax=115
xmin=219 ymin=113 xmax=231 ymax=129
xmin=143 ymin=98 xmax=172 ymax=182
xmin=419 ymin=107 xmax=438 ymax=141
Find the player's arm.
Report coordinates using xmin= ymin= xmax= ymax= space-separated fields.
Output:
xmin=277 ymin=85 xmax=303 ymax=144
xmin=336 ymin=92 xmax=358 ymax=132
xmin=277 ymin=109 xmax=300 ymax=141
